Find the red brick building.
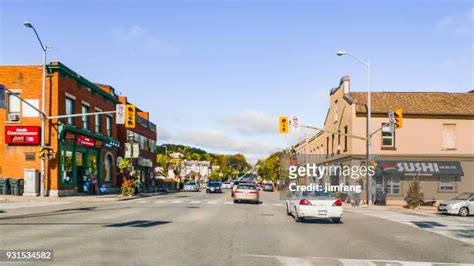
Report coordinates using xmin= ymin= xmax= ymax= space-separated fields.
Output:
xmin=0 ymin=62 xmax=120 ymax=196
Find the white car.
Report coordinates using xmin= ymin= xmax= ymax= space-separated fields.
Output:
xmin=222 ymin=181 xmax=232 ymax=189
xmin=183 ymin=181 xmax=199 ymax=192
xmin=286 ymin=190 xmax=343 ymax=223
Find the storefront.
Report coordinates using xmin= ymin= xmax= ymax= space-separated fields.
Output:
xmin=58 ymin=124 xmax=119 ymax=195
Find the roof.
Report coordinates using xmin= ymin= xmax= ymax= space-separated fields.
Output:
xmin=345 ymin=92 xmax=474 ymax=116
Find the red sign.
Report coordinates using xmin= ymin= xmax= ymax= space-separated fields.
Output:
xmin=75 ymin=134 xmax=95 ymax=147
xmin=5 ymin=126 xmax=41 ymax=145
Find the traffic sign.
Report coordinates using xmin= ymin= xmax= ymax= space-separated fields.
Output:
xmin=116 ymin=104 xmax=125 ymax=125
xmin=290 ymin=116 xmax=300 ymax=132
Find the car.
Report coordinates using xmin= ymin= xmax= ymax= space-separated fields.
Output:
xmin=286 ymin=190 xmax=343 ymax=223
xmin=183 ymin=181 xmax=199 ymax=192
xmin=438 ymin=192 xmax=474 ymax=217
xmin=231 ymin=181 xmax=242 ymax=197
xmin=222 ymin=181 xmax=232 ymax=189
xmin=233 ymin=183 xmax=259 ymax=204
xmin=263 ymin=183 xmax=274 ymax=192
xmin=206 ymin=181 xmax=223 ymax=193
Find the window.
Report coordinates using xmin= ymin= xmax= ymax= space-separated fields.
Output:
xmin=139 ymin=135 xmax=147 ymax=150
xmin=95 ymin=110 xmax=102 ymax=134
xmin=81 ymin=104 xmax=89 ymax=130
xmin=442 ymin=124 xmax=456 ymax=150
xmin=344 ymin=126 xmax=348 ymax=152
xmin=7 ymin=93 xmax=21 ymax=121
xmin=149 ymin=139 xmax=156 ymax=153
xmin=331 ymin=134 xmax=334 ymax=155
xmin=326 ymin=137 xmax=329 ymax=156
xmin=384 ymin=175 xmax=400 ymax=194
xmin=439 ymin=176 xmax=455 ymax=191
xmin=381 ymin=124 xmax=395 ymax=148
xmin=65 ymin=97 xmax=75 ymax=125
xmin=334 ymin=100 xmax=338 ymax=123
xmin=106 ymin=116 xmax=113 ymax=136
xmin=337 ymin=130 xmax=341 ymax=154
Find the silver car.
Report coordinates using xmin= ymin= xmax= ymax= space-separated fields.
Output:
xmin=183 ymin=181 xmax=199 ymax=192
xmin=438 ymin=192 xmax=474 ymax=217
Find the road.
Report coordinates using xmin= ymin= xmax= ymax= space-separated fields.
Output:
xmin=0 ymin=190 xmax=473 ymax=265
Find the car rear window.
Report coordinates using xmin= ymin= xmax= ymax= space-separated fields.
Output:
xmin=237 ymin=184 xmax=256 ymax=190
xmin=302 ymin=190 xmax=334 ymax=198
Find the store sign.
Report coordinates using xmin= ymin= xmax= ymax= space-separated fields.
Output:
xmin=5 ymin=126 xmax=41 ymax=145
xmin=64 ymin=132 xmax=76 ymax=144
xmin=378 ymin=161 xmax=464 ymax=177
xmin=75 ymin=134 xmax=95 ymax=147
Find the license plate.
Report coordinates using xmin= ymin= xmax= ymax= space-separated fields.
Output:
xmin=318 ymin=210 xmax=327 ymax=216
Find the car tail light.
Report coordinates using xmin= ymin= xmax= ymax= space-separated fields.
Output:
xmin=332 ymin=200 xmax=342 ymax=206
xmin=249 ymin=191 xmax=258 ymax=194
xmin=299 ymin=198 xmax=312 ymax=206
xmin=235 ymin=190 xmax=243 ymax=194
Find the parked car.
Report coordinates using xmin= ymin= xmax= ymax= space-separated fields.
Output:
xmin=233 ymin=183 xmax=259 ymax=204
xmin=183 ymin=181 xmax=199 ymax=192
xmin=222 ymin=181 xmax=232 ymax=189
xmin=286 ymin=190 xmax=343 ymax=223
xmin=438 ymin=192 xmax=474 ymax=217
xmin=263 ymin=183 xmax=274 ymax=192
xmin=206 ymin=181 xmax=223 ymax=193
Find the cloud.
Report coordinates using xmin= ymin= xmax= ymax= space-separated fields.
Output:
xmin=111 ymin=25 xmax=178 ymax=55
xmin=436 ymin=9 xmax=473 ymax=36
xmin=216 ymin=110 xmax=278 ymax=135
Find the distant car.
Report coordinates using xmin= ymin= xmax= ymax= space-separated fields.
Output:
xmin=183 ymin=181 xmax=199 ymax=192
xmin=206 ymin=181 xmax=223 ymax=193
xmin=286 ymin=190 xmax=343 ymax=223
xmin=233 ymin=183 xmax=259 ymax=204
xmin=222 ymin=182 xmax=232 ymax=189
xmin=438 ymin=192 xmax=474 ymax=217
xmin=263 ymin=184 xmax=274 ymax=192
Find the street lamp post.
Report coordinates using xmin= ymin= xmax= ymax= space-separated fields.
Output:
xmin=337 ymin=50 xmax=372 ymax=206
xmin=24 ymin=21 xmax=47 ymax=197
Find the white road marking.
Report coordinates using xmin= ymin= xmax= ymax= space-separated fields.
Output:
xmin=170 ymin=200 xmax=183 ymax=204
xmin=154 ymin=200 xmax=168 ymax=204
xmin=0 ymin=201 xmax=69 ymax=210
xmin=207 ymin=201 xmax=217 ymax=204
xmin=224 ymin=201 xmax=234 ymax=205
xmin=272 ymin=203 xmax=284 ymax=207
xmin=190 ymin=201 xmax=200 ymax=204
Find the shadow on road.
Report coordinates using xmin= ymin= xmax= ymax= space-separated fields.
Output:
xmin=299 ymin=219 xmax=344 ymax=224
xmin=0 ymin=206 xmax=132 ymax=221
xmin=105 ymin=220 xmax=171 ymax=228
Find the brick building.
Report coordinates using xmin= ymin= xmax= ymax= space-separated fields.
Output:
xmin=0 ymin=62 xmax=120 ymax=196
xmin=116 ymin=96 xmax=157 ymax=192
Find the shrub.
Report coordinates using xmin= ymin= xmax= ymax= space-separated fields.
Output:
xmin=121 ymin=179 xmax=135 ymax=196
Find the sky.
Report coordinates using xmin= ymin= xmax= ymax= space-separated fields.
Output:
xmin=1 ymin=0 xmax=472 ymax=163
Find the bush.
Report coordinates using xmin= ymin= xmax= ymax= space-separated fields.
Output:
xmin=121 ymin=179 xmax=135 ymax=196
xmin=405 ymin=178 xmax=423 ymax=209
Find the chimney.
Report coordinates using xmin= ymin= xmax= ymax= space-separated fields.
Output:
xmin=342 ymin=75 xmax=350 ymax=94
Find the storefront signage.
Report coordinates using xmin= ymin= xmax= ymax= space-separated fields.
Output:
xmin=64 ymin=132 xmax=76 ymax=144
xmin=377 ymin=161 xmax=464 ymax=177
xmin=75 ymin=134 xmax=95 ymax=147
xmin=5 ymin=126 xmax=41 ymax=145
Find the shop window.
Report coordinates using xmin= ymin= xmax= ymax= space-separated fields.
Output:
xmin=105 ymin=154 xmax=113 ymax=182
xmin=82 ymin=104 xmax=89 ymax=130
xmin=62 ymin=150 xmax=73 ymax=183
xmin=106 ymin=116 xmax=113 ymax=136
xmin=65 ymin=97 xmax=75 ymax=125
xmin=89 ymin=154 xmax=98 ymax=178
xmin=7 ymin=93 xmax=21 ymax=122
xmin=442 ymin=124 xmax=456 ymax=150
xmin=381 ymin=124 xmax=395 ymax=149
xmin=384 ymin=175 xmax=400 ymax=195
xmin=439 ymin=176 xmax=455 ymax=191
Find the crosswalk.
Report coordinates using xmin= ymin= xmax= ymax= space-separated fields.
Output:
xmin=123 ymin=199 xmax=286 ymax=208
xmin=0 ymin=201 xmax=68 ymax=210
xmin=347 ymin=208 xmax=474 ymax=245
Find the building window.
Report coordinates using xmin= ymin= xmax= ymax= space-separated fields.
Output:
xmin=81 ymin=104 xmax=89 ymax=130
xmin=65 ymin=97 xmax=75 ymax=125
xmin=384 ymin=175 xmax=400 ymax=195
xmin=95 ymin=110 xmax=102 ymax=134
xmin=7 ymin=93 xmax=21 ymax=121
xmin=106 ymin=116 xmax=113 ymax=136
xmin=337 ymin=130 xmax=341 ymax=154
xmin=344 ymin=126 xmax=348 ymax=152
xmin=334 ymin=100 xmax=338 ymax=123
xmin=442 ymin=124 xmax=456 ymax=150
xmin=439 ymin=176 xmax=455 ymax=191
xmin=326 ymin=137 xmax=329 ymax=156
xmin=331 ymin=134 xmax=335 ymax=155
xmin=381 ymin=124 xmax=395 ymax=148
xmin=149 ymin=139 xmax=156 ymax=153
xmin=139 ymin=135 xmax=147 ymax=150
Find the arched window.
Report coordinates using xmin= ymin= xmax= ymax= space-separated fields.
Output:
xmin=105 ymin=154 xmax=113 ymax=182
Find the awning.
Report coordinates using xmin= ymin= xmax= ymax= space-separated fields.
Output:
xmin=376 ymin=161 xmax=464 ymax=177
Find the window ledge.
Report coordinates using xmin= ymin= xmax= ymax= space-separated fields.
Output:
xmin=381 ymin=147 xmax=396 ymax=151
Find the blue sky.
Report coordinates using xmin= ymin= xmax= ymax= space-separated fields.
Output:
xmin=1 ymin=0 xmax=472 ymax=162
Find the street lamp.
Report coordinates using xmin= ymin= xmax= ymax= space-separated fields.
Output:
xmin=337 ymin=50 xmax=372 ymax=207
xmin=24 ymin=21 xmax=47 ymax=197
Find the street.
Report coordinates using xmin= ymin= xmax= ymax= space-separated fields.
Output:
xmin=0 ymin=190 xmax=473 ymax=265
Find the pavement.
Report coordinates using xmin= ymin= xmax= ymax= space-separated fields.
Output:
xmin=0 ymin=190 xmax=473 ymax=265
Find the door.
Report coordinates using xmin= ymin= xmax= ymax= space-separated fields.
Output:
xmin=76 ymin=151 xmax=85 ymax=192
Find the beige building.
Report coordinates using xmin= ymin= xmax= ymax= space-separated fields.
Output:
xmin=294 ymin=76 xmax=474 ymax=205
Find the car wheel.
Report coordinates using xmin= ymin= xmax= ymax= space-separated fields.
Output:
xmin=459 ymin=207 xmax=469 ymax=217
xmin=233 ymin=200 xmax=238 ymax=204
xmin=332 ymin=218 xmax=341 ymax=224
xmin=286 ymin=203 xmax=291 ymax=216
xmin=294 ymin=207 xmax=302 ymax=222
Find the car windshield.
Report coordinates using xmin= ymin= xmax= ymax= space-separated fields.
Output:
xmin=237 ymin=184 xmax=256 ymax=190
xmin=452 ymin=193 xmax=471 ymax=200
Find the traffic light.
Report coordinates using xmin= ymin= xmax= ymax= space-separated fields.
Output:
xmin=279 ymin=116 xmax=289 ymax=134
xmin=394 ymin=108 xmax=403 ymax=129
xmin=125 ymin=104 xmax=136 ymax=128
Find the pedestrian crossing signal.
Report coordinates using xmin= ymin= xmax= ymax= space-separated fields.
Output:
xmin=279 ymin=116 xmax=289 ymax=134
xmin=125 ymin=104 xmax=136 ymax=129
xmin=394 ymin=108 xmax=403 ymax=129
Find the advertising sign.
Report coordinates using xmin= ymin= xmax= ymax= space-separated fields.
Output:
xmin=75 ymin=134 xmax=95 ymax=147
xmin=5 ymin=126 xmax=41 ymax=145
xmin=116 ymin=104 xmax=125 ymax=125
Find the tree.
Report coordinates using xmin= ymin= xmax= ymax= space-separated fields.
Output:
xmin=405 ymin=177 xmax=423 ymax=209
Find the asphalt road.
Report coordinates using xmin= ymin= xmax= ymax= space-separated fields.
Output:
xmin=0 ymin=190 xmax=473 ymax=266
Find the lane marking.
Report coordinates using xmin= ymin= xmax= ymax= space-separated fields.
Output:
xmin=224 ymin=201 xmax=234 ymax=205
xmin=207 ymin=201 xmax=217 ymax=204
xmin=190 ymin=201 xmax=200 ymax=204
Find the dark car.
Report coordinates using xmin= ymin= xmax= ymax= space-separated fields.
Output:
xmin=263 ymin=183 xmax=274 ymax=192
xmin=206 ymin=181 xmax=223 ymax=193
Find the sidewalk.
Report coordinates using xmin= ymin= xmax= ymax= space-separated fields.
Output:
xmin=343 ymin=202 xmax=439 ymax=216
xmin=0 ymin=190 xmax=178 ymax=203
